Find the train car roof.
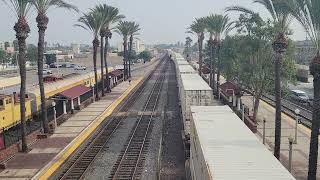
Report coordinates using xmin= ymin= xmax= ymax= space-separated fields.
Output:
xmin=191 ymin=106 xmax=295 ymax=180
xmin=178 ymin=65 xmax=196 ymax=73
xmin=180 ymin=74 xmax=212 ymax=91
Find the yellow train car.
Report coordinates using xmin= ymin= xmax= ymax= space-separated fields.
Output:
xmin=0 ymin=67 xmax=115 ymax=130
xmin=0 ymin=94 xmax=32 ymax=130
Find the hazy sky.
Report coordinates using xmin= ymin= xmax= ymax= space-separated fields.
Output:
xmin=0 ymin=0 xmax=306 ymax=46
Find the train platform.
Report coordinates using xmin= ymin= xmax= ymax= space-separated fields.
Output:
xmin=0 ymin=61 xmax=158 ymax=180
xmin=242 ymin=96 xmax=320 ymax=180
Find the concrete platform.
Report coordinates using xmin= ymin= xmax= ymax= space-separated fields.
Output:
xmin=0 ymin=77 xmax=145 ymax=180
xmin=242 ymin=96 xmax=320 ymax=179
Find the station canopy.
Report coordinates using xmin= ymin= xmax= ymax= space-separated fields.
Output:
xmin=58 ymin=85 xmax=91 ymax=100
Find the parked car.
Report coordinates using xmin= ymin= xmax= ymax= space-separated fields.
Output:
xmin=43 ymin=69 xmax=52 ymax=75
xmin=74 ymin=65 xmax=86 ymax=70
xmin=49 ymin=63 xmax=62 ymax=68
xmin=290 ymin=90 xmax=310 ymax=105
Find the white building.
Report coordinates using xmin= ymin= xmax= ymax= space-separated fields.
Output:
xmin=295 ymin=40 xmax=317 ymax=65
xmin=117 ymin=43 xmax=125 ymax=52
xmin=71 ymin=43 xmax=80 ymax=54
xmin=132 ymin=39 xmax=145 ymax=53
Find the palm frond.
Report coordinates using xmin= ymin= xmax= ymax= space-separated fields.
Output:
xmin=2 ymin=0 xmax=31 ymax=18
xmin=29 ymin=0 xmax=78 ymax=14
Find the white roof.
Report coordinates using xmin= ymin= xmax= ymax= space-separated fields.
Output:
xmin=181 ymin=74 xmax=212 ymax=91
xmin=177 ymin=61 xmax=189 ymax=65
xmin=178 ymin=65 xmax=196 ymax=73
xmin=192 ymin=107 xmax=295 ymax=180
xmin=191 ymin=105 xmax=233 ymax=113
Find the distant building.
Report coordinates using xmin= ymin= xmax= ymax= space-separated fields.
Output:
xmin=71 ymin=43 xmax=80 ymax=54
xmin=295 ymin=40 xmax=317 ymax=65
xmin=132 ymin=39 xmax=145 ymax=53
xmin=117 ymin=43 xmax=125 ymax=52
xmin=44 ymin=50 xmax=74 ymax=64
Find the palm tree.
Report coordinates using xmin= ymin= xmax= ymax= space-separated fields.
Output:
xmin=211 ymin=15 xmax=232 ymax=95
xmin=101 ymin=6 xmax=124 ymax=92
xmin=204 ymin=14 xmax=218 ymax=91
xmin=227 ymin=0 xmax=293 ymax=160
xmin=115 ymin=21 xmax=132 ymax=81
xmin=30 ymin=0 xmax=78 ymax=134
xmin=184 ymin=36 xmax=193 ymax=60
xmin=2 ymin=0 xmax=31 ymax=152
xmin=289 ymin=0 xmax=320 ymax=178
xmin=128 ymin=22 xmax=140 ymax=78
xmin=93 ymin=4 xmax=123 ymax=95
xmin=75 ymin=10 xmax=104 ymax=100
xmin=188 ymin=17 xmax=206 ymax=76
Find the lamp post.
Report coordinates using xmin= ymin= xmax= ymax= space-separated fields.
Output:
xmin=263 ymin=117 xmax=266 ymax=145
xmin=288 ymin=135 xmax=294 ymax=173
xmin=294 ymin=109 xmax=300 ymax=144
xmin=242 ymin=103 xmax=245 ymax=122
xmin=52 ymin=101 xmax=57 ymax=128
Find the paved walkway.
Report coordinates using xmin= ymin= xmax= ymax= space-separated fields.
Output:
xmin=242 ymin=96 xmax=320 ymax=180
xmin=0 ymin=60 xmax=158 ymax=180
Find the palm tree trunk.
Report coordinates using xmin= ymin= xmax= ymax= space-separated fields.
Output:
xmin=198 ymin=37 xmax=203 ymax=76
xmin=307 ymin=53 xmax=320 ymax=180
xmin=209 ymin=39 xmax=216 ymax=92
xmin=123 ymin=40 xmax=128 ymax=80
xmin=14 ymin=18 xmax=30 ymax=152
xmin=274 ymin=51 xmax=282 ymax=159
xmin=129 ymin=35 xmax=133 ymax=78
xmin=209 ymin=41 xmax=213 ymax=88
xmin=272 ymin=33 xmax=288 ymax=160
xmin=216 ymin=43 xmax=221 ymax=95
xmin=100 ymin=35 xmax=105 ymax=97
xmin=104 ymin=36 xmax=111 ymax=93
xmin=93 ymin=38 xmax=99 ymax=100
xmin=36 ymin=13 xmax=49 ymax=134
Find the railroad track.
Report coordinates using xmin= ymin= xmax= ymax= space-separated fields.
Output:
xmin=56 ymin=55 xmax=168 ymax=180
xmin=108 ymin=61 xmax=167 ymax=180
xmin=261 ymin=95 xmax=313 ymax=128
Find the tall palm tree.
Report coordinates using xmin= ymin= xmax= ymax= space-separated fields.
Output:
xmin=204 ymin=14 xmax=218 ymax=91
xmin=289 ymin=0 xmax=320 ymax=178
xmin=2 ymin=0 xmax=31 ymax=152
xmin=128 ymin=21 xmax=140 ymax=78
xmin=188 ymin=17 xmax=206 ymax=76
xmin=184 ymin=36 xmax=193 ymax=60
xmin=227 ymin=0 xmax=293 ymax=159
xmin=211 ymin=15 xmax=232 ymax=95
xmin=115 ymin=21 xmax=131 ymax=81
xmin=75 ymin=11 xmax=104 ymax=100
xmin=93 ymin=4 xmax=124 ymax=95
xmin=30 ymin=0 xmax=78 ymax=133
xmin=102 ymin=6 xmax=124 ymax=92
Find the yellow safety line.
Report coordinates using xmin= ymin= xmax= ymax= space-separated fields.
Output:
xmin=260 ymin=100 xmax=311 ymax=136
xmin=38 ymin=77 xmax=144 ymax=180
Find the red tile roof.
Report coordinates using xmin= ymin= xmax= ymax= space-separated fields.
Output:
xmin=59 ymin=85 xmax=91 ymax=100
xmin=109 ymin=69 xmax=123 ymax=77
xmin=220 ymin=81 xmax=237 ymax=96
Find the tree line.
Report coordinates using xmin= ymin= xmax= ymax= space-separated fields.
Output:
xmin=1 ymin=0 xmax=141 ymax=154
xmin=187 ymin=0 xmax=320 ymax=179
